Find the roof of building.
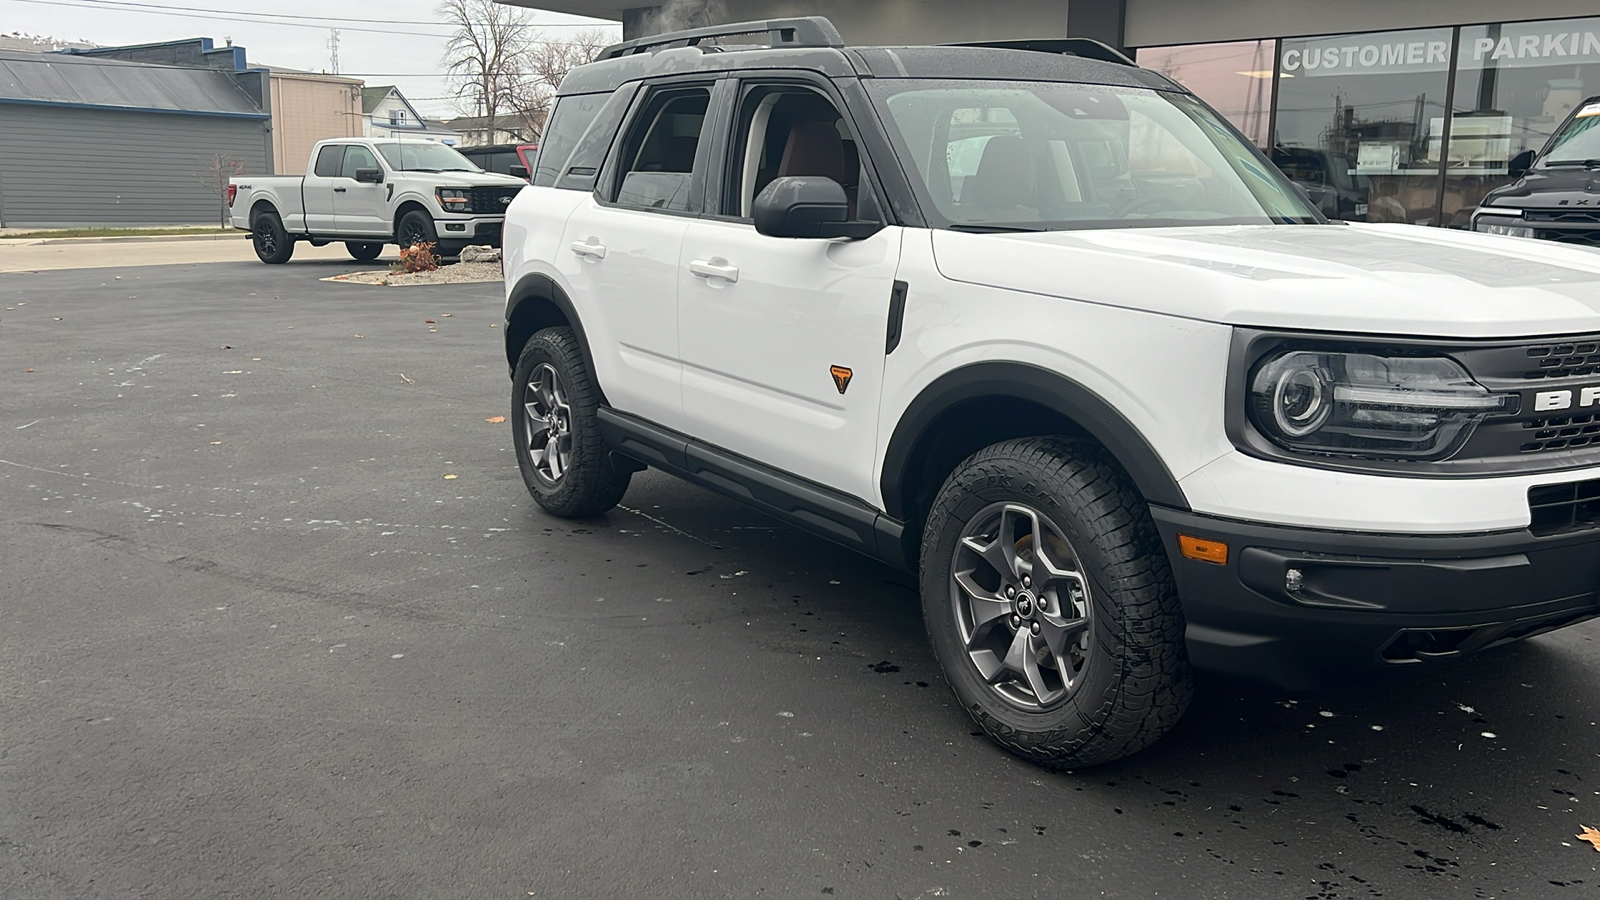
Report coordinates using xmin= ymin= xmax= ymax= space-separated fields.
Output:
xmin=0 ymin=49 xmax=266 ymax=117
xmin=362 ymin=85 xmax=399 ymax=113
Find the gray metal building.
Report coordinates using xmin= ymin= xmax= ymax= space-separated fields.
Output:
xmin=0 ymin=48 xmax=271 ymax=228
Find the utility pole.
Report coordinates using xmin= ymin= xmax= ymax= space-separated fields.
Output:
xmin=327 ymin=28 xmax=341 ymax=74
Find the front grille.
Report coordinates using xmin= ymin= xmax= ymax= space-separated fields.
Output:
xmin=468 ymin=186 xmax=521 ymax=214
xmin=1447 ymin=332 xmax=1600 ymax=466
xmin=1520 ymin=413 xmax=1600 ymax=452
xmin=1541 ymin=230 xmax=1600 ymax=247
xmin=1525 ymin=209 xmax=1600 ymax=225
xmin=1528 ymin=478 xmax=1600 ymax=535
xmin=1522 ymin=341 xmax=1600 ymax=379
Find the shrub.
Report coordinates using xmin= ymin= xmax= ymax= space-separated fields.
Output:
xmin=395 ymin=242 xmax=440 ymax=274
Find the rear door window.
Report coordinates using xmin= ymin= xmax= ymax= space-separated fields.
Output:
xmin=610 ymin=86 xmax=713 ymax=213
xmin=534 ymin=93 xmax=608 ymax=186
xmin=313 ymin=145 xmax=343 ymax=178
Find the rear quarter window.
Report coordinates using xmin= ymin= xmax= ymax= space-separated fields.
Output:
xmin=534 ymin=93 xmax=609 ymax=187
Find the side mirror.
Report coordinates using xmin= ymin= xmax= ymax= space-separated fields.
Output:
xmin=509 ymin=165 xmax=530 ymax=180
xmin=753 ymin=176 xmax=882 ymax=240
xmin=354 ymin=168 xmax=384 ymax=184
xmin=1508 ymin=149 xmax=1536 ymax=178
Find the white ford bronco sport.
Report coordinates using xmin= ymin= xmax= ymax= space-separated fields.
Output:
xmin=502 ymin=18 xmax=1600 ymax=767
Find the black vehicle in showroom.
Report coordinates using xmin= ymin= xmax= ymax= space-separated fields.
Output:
xmin=1473 ymin=97 xmax=1600 ymax=246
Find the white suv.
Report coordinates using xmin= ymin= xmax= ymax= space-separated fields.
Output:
xmin=502 ymin=18 xmax=1600 ymax=767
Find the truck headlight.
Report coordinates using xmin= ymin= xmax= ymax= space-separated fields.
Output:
xmin=1248 ymin=351 xmax=1513 ymax=461
xmin=437 ymin=188 xmax=470 ymax=212
xmin=1473 ymin=218 xmax=1534 ymax=238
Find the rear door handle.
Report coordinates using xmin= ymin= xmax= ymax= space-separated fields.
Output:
xmin=570 ymin=239 xmax=607 ymax=260
xmin=689 ymin=259 xmax=740 ymax=283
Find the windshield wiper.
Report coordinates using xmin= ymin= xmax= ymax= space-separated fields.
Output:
xmin=437 ymin=167 xmax=474 ymax=172
xmin=1542 ymin=159 xmax=1600 ymax=169
xmin=403 ymin=167 xmax=442 ymax=173
xmin=947 ymin=224 xmax=1045 ymax=234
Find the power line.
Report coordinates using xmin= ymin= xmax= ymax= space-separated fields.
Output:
xmin=3 ymin=0 xmax=619 ymax=40
xmin=6 ymin=0 xmax=613 ymax=27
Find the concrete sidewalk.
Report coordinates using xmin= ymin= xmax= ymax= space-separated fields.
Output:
xmin=0 ymin=237 xmax=375 ymax=272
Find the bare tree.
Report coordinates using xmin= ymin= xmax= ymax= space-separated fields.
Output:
xmin=509 ymin=28 xmax=610 ymax=142
xmin=440 ymin=0 xmax=532 ymax=144
xmin=195 ymin=153 xmax=247 ymax=228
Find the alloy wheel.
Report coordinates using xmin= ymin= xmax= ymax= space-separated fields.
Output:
xmin=523 ymin=363 xmax=573 ymax=484
xmin=950 ymin=502 xmax=1094 ymax=709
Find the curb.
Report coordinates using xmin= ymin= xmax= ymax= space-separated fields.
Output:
xmin=0 ymin=232 xmax=248 ymax=246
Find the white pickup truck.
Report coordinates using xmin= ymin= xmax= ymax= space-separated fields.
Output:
xmin=229 ymin=138 xmax=526 ymax=264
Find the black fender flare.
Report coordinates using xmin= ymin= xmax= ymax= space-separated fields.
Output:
xmin=879 ymin=362 xmax=1190 ymax=519
xmin=504 ymin=272 xmax=603 ymax=398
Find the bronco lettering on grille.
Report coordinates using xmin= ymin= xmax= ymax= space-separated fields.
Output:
xmin=1535 ymin=386 xmax=1600 ymax=411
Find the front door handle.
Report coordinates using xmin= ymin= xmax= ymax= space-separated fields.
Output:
xmin=333 ymin=187 xmax=347 ymax=193
xmin=570 ymin=239 xmax=607 ymax=260
xmin=689 ymin=259 xmax=740 ymax=283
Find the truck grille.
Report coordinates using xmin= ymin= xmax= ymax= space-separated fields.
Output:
xmin=1528 ymin=478 xmax=1600 ymax=535
xmin=1525 ymin=209 xmax=1600 ymax=225
xmin=468 ymin=187 xmax=521 ymax=214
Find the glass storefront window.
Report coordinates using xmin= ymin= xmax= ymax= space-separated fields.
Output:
xmin=1274 ymin=27 xmax=1454 ymax=224
xmin=1136 ymin=40 xmax=1274 ymax=147
xmin=1445 ymin=17 xmax=1600 ymax=227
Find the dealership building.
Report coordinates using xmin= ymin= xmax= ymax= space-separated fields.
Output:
xmin=506 ymin=0 xmax=1600 ymax=227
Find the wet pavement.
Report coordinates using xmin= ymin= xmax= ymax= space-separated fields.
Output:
xmin=2 ymin=260 xmax=1598 ymax=899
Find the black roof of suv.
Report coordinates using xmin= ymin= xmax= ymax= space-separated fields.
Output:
xmin=558 ymin=16 xmax=1182 ymax=97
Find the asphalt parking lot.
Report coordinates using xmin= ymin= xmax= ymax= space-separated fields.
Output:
xmin=3 ymin=255 xmax=1600 ymax=899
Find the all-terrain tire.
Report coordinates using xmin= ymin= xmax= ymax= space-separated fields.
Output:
xmin=919 ymin=436 xmax=1192 ymax=768
xmin=346 ymin=241 xmax=384 ymax=262
xmin=251 ymin=211 xmax=294 ymax=264
xmin=511 ymin=327 xmax=631 ymax=518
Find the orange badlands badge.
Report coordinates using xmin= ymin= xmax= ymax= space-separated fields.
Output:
xmin=830 ymin=366 xmax=853 ymax=394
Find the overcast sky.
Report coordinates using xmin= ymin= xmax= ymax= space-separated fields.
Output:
xmin=2 ymin=0 xmax=619 ymax=118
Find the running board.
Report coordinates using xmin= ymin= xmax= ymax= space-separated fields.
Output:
xmin=596 ymin=407 xmax=909 ymax=570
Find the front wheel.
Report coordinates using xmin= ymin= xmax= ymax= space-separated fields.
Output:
xmin=251 ymin=211 xmax=294 ymax=264
xmin=397 ymin=210 xmax=437 ymax=250
xmin=920 ymin=436 xmax=1192 ymax=768
xmin=511 ymin=327 xmax=631 ymax=518
xmin=346 ymin=241 xmax=383 ymax=262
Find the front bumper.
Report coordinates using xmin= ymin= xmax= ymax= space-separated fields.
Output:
xmin=434 ymin=216 xmax=504 ymax=248
xmin=1152 ymin=507 xmax=1600 ymax=689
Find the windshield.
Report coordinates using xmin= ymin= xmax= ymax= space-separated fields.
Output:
xmin=1542 ymin=104 xmax=1600 ymax=166
xmin=865 ymin=80 xmax=1320 ymax=231
xmin=373 ymin=141 xmax=481 ymax=173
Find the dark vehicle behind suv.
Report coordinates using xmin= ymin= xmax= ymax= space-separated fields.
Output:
xmin=458 ymin=143 xmax=538 ymax=180
xmin=1473 ymin=97 xmax=1600 ymax=245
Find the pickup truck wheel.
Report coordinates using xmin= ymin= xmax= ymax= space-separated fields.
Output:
xmin=346 ymin=241 xmax=384 ymax=262
xmin=251 ymin=212 xmax=294 ymax=264
xmin=512 ymin=327 xmax=631 ymax=518
xmin=397 ymin=210 xmax=437 ymax=250
xmin=920 ymin=437 xmax=1192 ymax=768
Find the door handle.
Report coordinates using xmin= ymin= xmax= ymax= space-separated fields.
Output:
xmin=333 ymin=187 xmax=347 ymax=193
xmin=689 ymin=259 xmax=739 ymax=283
xmin=570 ymin=239 xmax=607 ymax=260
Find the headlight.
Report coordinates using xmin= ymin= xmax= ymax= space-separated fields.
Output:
xmin=437 ymin=188 xmax=470 ymax=212
xmin=1249 ymin=351 xmax=1513 ymax=461
xmin=1474 ymin=218 xmax=1534 ymax=239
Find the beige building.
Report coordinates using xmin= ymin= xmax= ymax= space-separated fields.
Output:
xmin=268 ymin=69 xmax=365 ymax=175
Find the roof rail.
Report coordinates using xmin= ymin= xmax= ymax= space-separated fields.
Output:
xmin=954 ymin=38 xmax=1137 ymax=68
xmin=598 ymin=17 xmax=844 ymax=60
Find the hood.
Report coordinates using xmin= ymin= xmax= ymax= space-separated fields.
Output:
xmin=1481 ymin=166 xmax=1600 ymax=212
xmin=930 ymin=223 xmax=1600 ymax=338
xmin=449 ymin=171 xmax=527 ymax=187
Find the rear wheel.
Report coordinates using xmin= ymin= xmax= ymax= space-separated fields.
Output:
xmin=920 ymin=436 xmax=1192 ymax=768
xmin=511 ymin=327 xmax=631 ymax=518
xmin=346 ymin=241 xmax=383 ymax=262
xmin=251 ymin=211 xmax=294 ymax=264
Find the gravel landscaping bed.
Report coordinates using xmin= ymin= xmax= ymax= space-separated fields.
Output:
xmin=323 ymin=260 xmax=501 ymax=287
